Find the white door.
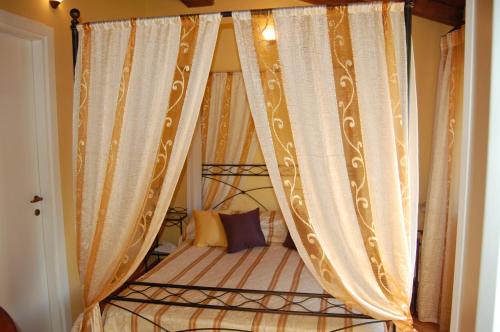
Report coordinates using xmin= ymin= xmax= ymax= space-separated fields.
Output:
xmin=0 ymin=32 xmax=52 ymax=332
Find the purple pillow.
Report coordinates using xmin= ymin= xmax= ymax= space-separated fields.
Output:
xmin=283 ymin=232 xmax=297 ymax=250
xmin=219 ymin=208 xmax=267 ymax=253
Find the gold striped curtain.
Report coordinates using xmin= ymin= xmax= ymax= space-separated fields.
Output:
xmin=418 ymin=27 xmax=465 ymax=330
xmin=72 ymin=15 xmax=220 ymax=332
xmin=234 ymin=3 xmax=418 ymax=330
xmin=199 ymin=72 xmax=259 ymax=210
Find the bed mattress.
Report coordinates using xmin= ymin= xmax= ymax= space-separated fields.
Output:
xmin=103 ymin=242 xmax=389 ymax=331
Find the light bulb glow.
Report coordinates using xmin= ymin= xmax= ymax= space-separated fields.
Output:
xmin=262 ymin=26 xmax=276 ymax=41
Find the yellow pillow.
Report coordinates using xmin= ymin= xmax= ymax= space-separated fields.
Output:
xmin=193 ymin=210 xmax=228 ymax=247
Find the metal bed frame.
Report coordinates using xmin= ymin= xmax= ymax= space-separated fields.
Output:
xmin=70 ymin=1 xmax=414 ymax=329
xmin=103 ymin=164 xmax=402 ymax=331
xmin=144 ymin=207 xmax=189 ymax=271
xmin=202 ymin=163 xmax=274 ymax=211
xmin=104 ymin=282 xmax=392 ymax=332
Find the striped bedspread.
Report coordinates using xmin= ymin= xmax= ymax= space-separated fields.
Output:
xmin=103 ymin=243 xmax=389 ymax=331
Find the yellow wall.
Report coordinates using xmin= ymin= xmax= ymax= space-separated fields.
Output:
xmin=0 ymin=0 xmax=449 ymax=322
xmin=412 ymin=16 xmax=451 ymax=226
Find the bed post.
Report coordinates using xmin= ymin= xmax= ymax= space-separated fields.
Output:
xmin=70 ymin=8 xmax=80 ymax=72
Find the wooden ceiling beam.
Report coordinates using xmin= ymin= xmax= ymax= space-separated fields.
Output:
xmin=299 ymin=0 xmax=385 ymax=5
xmin=303 ymin=0 xmax=464 ymax=26
xmin=178 ymin=0 xmax=464 ymax=26
xmin=179 ymin=0 xmax=214 ymax=7
xmin=413 ymin=0 xmax=464 ymax=26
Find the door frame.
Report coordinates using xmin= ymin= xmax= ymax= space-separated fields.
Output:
xmin=450 ymin=1 xmax=475 ymax=328
xmin=450 ymin=0 xmax=498 ymax=331
xmin=475 ymin=1 xmax=500 ymax=330
xmin=0 ymin=10 xmax=71 ymax=332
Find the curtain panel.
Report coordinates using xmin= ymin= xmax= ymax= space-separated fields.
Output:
xmin=417 ymin=27 xmax=465 ymax=330
xmin=234 ymin=3 xmax=418 ymax=330
xmin=201 ymin=72 xmax=259 ymax=210
xmin=72 ymin=14 xmax=220 ymax=332
xmin=186 ymin=72 xmax=259 ymax=212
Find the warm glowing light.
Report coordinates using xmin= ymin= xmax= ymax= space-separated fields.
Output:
xmin=262 ymin=26 xmax=276 ymax=41
xmin=49 ymin=0 xmax=63 ymax=9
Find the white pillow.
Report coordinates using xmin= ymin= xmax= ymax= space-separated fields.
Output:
xmin=259 ymin=210 xmax=287 ymax=244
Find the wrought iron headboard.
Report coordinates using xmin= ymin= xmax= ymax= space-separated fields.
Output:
xmin=202 ymin=163 xmax=274 ymax=211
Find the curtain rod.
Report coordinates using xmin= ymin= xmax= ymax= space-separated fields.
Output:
xmin=70 ymin=0 xmax=414 ymax=84
xmin=70 ymin=0 xmax=412 ymax=68
xmin=70 ymin=0 xmax=407 ymax=27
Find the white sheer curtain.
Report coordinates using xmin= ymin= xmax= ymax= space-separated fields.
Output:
xmin=202 ymin=72 xmax=258 ymax=209
xmin=234 ymin=4 xmax=417 ymax=330
xmin=72 ymin=15 xmax=220 ymax=332
xmin=187 ymin=72 xmax=258 ymax=211
xmin=418 ymin=27 xmax=464 ymax=330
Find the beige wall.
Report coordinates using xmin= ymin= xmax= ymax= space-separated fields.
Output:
xmin=0 ymin=0 xmax=449 ymax=322
xmin=412 ymin=17 xmax=451 ymax=203
xmin=412 ymin=17 xmax=451 ymax=228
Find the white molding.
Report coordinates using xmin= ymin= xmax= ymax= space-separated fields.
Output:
xmin=0 ymin=10 xmax=72 ymax=332
xmin=449 ymin=1 xmax=475 ymax=330
xmin=475 ymin=1 xmax=500 ymax=330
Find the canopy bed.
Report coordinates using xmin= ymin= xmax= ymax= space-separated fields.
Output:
xmin=70 ymin=1 xmax=419 ymax=331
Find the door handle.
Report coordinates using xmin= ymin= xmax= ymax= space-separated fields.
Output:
xmin=30 ymin=195 xmax=43 ymax=203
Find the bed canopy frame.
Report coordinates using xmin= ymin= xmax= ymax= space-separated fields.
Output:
xmin=69 ymin=0 xmax=414 ymax=150
xmin=69 ymin=0 xmax=414 ymax=82
xmin=70 ymin=2 xmax=415 ymax=331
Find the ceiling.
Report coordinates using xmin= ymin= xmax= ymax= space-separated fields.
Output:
xmin=178 ymin=0 xmax=465 ymax=26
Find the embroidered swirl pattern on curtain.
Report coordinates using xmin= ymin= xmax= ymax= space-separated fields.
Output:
xmin=72 ymin=14 xmax=220 ymax=332
xmin=234 ymin=3 xmax=417 ymax=330
xmin=248 ymin=11 xmax=349 ymax=297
